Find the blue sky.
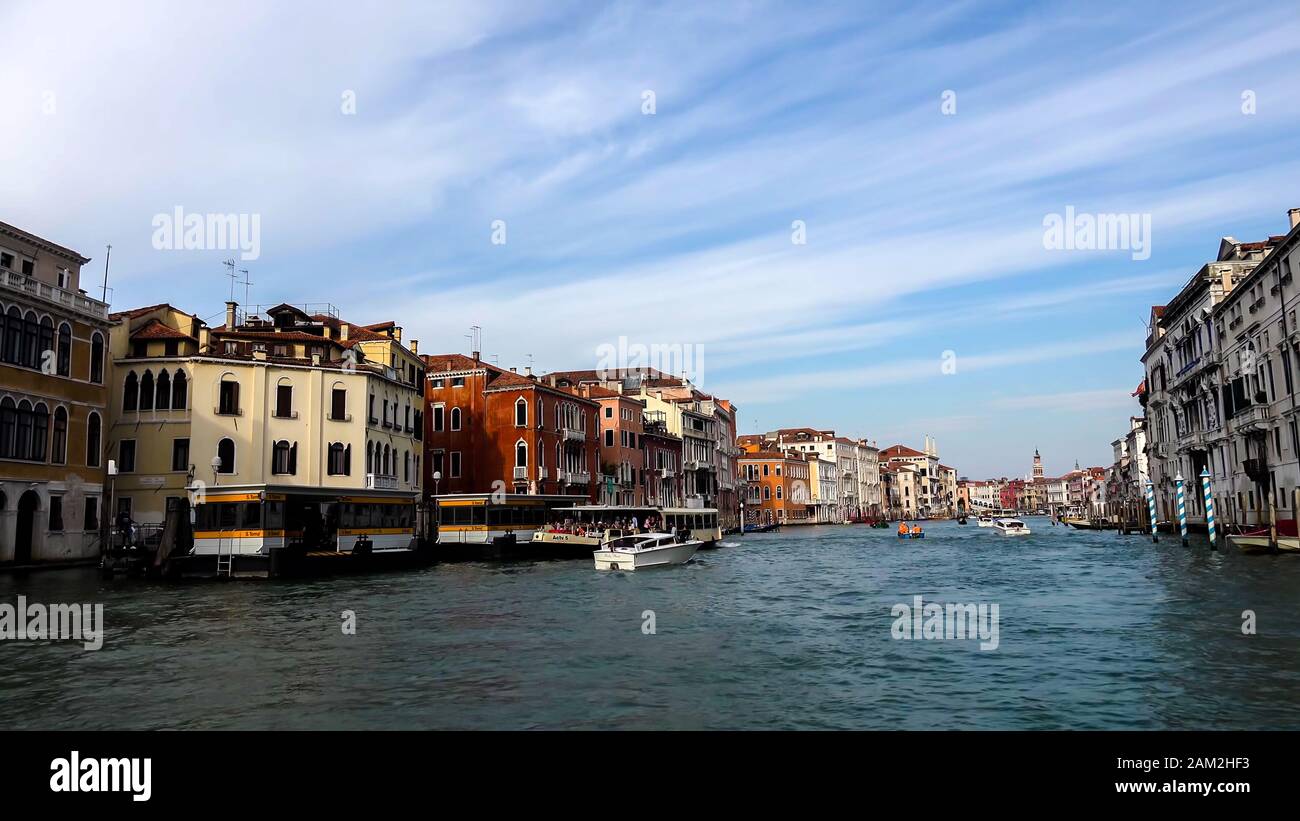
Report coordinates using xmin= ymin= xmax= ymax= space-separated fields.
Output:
xmin=4 ymin=0 xmax=1299 ymax=478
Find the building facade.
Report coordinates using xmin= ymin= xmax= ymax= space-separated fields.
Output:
xmin=1 ymin=221 xmax=110 ymax=565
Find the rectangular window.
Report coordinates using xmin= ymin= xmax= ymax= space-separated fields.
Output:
xmin=432 ymin=450 xmax=445 ymax=476
xmin=118 ymin=440 xmax=136 ymax=473
xmin=49 ymin=496 xmax=64 ymax=532
xmin=451 ymin=377 xmax=465 ymax=388
xmin=332 ymin=388 xmax=347 ymax=420
xmin=605 ymin=429 xmax=614 ymax=447
xmin=218 ymin=381 xmax=240 ymax=415
xmin=433 ymin=405 xmax=445 ymax=432
xmin=275 ymin=384 xmax=293 ymax=418
xmin=83 ymin=497 xmax=99 ymax=531
xmin=172 ymin=438 xmax=190 ymax=472
xmin=450 ymin=451 xmax=461 ymax=478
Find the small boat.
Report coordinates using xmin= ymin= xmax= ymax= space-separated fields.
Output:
xmin=897 ymin=530 xmax=925 ymax=539
xmin=593 ymin=532 xmax=701 ymax=570
xmin=743 ymin=522 xmax=781 ymax=533
xmin=993 ymin=518 xmax=1031 ymax=537
xmin=976 ymin=515 xmax=994 ymax=528
xmin=1228 ymin=521 xmax=1300 ymax=554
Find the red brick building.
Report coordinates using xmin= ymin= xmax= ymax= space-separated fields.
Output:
xmin=579 ymin=385 xmax=645 ymax=506
xmin=421 ymin=354 xmax=598 ymax=500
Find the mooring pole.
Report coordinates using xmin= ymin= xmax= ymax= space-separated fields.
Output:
xmin=1269 ymin=492 xmax=1279 ymax=554
xmin=1202 ymin=468 xmax=1216 ymax=551
xmin=1146 ymin=479 xmax=1158 ymax=543
xmin=1176 ymin=473 xmax=1189 ymax=547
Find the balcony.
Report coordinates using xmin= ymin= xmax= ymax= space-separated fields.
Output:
xmin=1233 ymin=405 xmax=1271 ymax=433
xmin=682 ymin=459 xmax=701 ymax=471
xmin=564 ymin=471 xmax=591 ymax=485
xmin=659 ymin=468 xmax=675 ymax=479
xmin=513 ymin=466 xmax=529 ymax=481
xmin=561 ymin=426 xmax=585 ymax=442
xmin=365 ymin=473 xmax=397 ymax=490
xmin=1243 ymin=457 xmax=1269 ymax=482
xmin=1 ymin=268 xmax=110 ymax=320
xmin=538 ymin=467 xmax=548 ymax=480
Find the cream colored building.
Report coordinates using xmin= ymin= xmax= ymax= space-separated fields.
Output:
xmin=106 ymin=302 xmax=423 ymax=527
xmin=807 ymin=453 xmax=839 ymax=523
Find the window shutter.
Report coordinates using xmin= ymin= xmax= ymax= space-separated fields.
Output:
xmin=344 ymin=444 xmax=351 ymax=475
xmin=289 ymin=442 xmax=298 ymax=474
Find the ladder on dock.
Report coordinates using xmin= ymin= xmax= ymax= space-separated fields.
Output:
xmin=216 ymin=531 xmax=234 ymax=578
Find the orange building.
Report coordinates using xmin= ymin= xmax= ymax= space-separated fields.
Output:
xmin=421 ymin=354 xmax=598 ymax=501
xmin=738 ymin=449 xmax=811 ymax=525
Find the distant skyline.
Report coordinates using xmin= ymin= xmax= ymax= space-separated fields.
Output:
xmin=4 ymin=0 xmax=1299 ymax=477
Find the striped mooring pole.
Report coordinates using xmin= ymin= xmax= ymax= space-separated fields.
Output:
xmin=1146 ymin=479 xmax=1158 ymax=543
xmin=1175 ymin=472 xmax=1188 ymax=547
xmin=1201 ymin=468 xmax=1216 ymax=550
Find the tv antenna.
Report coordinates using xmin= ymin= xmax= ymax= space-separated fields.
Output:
xmin=223 ymin=259 xmax=238 ymax=301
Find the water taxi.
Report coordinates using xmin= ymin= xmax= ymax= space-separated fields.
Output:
xmin=593 ymin=532 xmax=701 ymax=570
xmin=976 ymin=515 xmax=995 ymax=527
xmin=993 ymin=518 xmax=1031 ymax=537
xmin=534 ymin=505 xmax=722 ymax=557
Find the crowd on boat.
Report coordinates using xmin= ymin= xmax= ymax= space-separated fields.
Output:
xmin=544 ymin=514 xmax=663 ymax=537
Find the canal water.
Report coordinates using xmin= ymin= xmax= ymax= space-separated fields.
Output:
xmin=3 ymin=519 xmax=1300 ymax=730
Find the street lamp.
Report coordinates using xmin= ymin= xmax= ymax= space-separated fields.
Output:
xmin=210 ymin=454 xmax=222 ymax=485
xmin=432 ymin=470 xmax=442 ymax=498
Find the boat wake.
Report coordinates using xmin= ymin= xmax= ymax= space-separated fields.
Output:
xmin=718 ymin=541 xmax=741 ymax=548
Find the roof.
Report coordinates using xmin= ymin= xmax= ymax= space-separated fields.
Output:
xmin=130 ymin=318 xmax=195 ymax=341
xmin=109 ymin=303 xmax=175 ymax=322
xmin=422 ymin=353 xmax=487 ymax=373
xmin=0 ymin=220 xmax=92 ymax=264
xmin=880 ymin=444 xmax=926 ymax=459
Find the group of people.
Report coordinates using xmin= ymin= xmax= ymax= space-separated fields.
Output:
xmin=897 ymin=521 xmax=924 ymax=536
xmin=547 ymin=515 xmax=662 ymax=537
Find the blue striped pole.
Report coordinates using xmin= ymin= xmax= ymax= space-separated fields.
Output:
xmin=1201 ymin=468 xmax=1216 ymax=550
xmin=1175 ymin=472 xmax=1188 ymax=546
xmin=1146 ymin=479 xmax=1158 ymax=543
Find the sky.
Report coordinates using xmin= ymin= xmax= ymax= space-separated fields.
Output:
xmin=3 ymin=0 xmax=1299 ymax=479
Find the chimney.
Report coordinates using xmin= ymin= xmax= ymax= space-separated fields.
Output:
xmin=525 ymin=366 xmax=532 ymax=377
xmin=311 ymin=352 xmax=322 ymax=366
xmin=472 ymin=350 xmax=480 ymax=362
xmin=1290 ymin=208 xmax=1300 ymax=230
xmin=225 ymin=301 xmax=237 ymax=329
xmin=394 ymin=326 xmax=402 ymax=342
xmin=198 ymin=326 xmax=211 ymax=352
xmin=509 ymin=367 xmax=517 ymax=373
xmin=410 ymin=339 xmax=418 ymax=354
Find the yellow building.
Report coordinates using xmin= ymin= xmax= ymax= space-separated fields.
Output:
xmin=1 ymin=220 xmax=111 ymax=565
xmin=106 ymin=302 xmax=423 ymax=549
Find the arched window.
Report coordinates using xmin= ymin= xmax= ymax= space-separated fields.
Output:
xmin=86 ymin=411 xmax=101 ymax=467
xmin=216 ymin=438 xmax=235 ymax=474
xmin=37 ymin=315 xmax=53 ymax=370
xmin=56 ymin=322 xmax=71 ymax=376
xmin=382 ymin=444 xmax=391 ymax=476
xmin=52 ymin=406 xmax=68 ymax=464
xmin=516 ymin=440 xmax=528 ymax=468
xmin=451 ymin=407 xmax=461 ymax=431
xmin=123 ymin=371 xmax=139 ymax=412
xmin=139 ymin=370 xmax=154 ymax=411
xmin=156 ymin=369 xmax=171 ymax=410
xmin=172 ymin=370 xmax=187 ymax=409
xmin=0 ymin=397 xmax=15 ymax=458
xmin=515 ymin=397 xmax=527 ymax=426
xmin=3 ymin=306 xmax=20 ymax=365
xmin=14 ymin=400 xmax=32 ymax=460
xmin=21 ymin=311 xmax=38 ymax=368
xmin=90 ymin=332 xmax=104 ymax=383
xmin=272 ymin=440 xmax=296 ymax=475
xmin=328 ymin=442 xmax=349 ymax=476
xmin=367 ymin=441 xmax=374 ymax=475
xmin=31 ymin=402 xmax=48 ymax=462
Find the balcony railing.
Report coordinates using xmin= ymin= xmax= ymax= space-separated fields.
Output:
xmin=561 ymin=426 xmax=585 ymax=442
xmin=365 ymin=473 xmax=397 ymax=490
xmin=659 ymin=468 xmax=675 ymax=479
xmin=1233 ymin=405 xmax=1270 ymax=433
xmin=512 ymin=466 xmax=529 ymax=480
xmin=682 ymin=459 xmax=700 ymax=470
xmin=1 ymin=268 xmax=110 ymax=320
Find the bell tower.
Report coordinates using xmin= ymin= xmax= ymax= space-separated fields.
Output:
xmin=1033 ymin=448 xmax=1044 ymax=480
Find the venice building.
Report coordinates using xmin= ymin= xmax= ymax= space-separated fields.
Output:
xmin=0 ymin=221 xmax=110 ymax=567
xmin=106 ymin=301 xmax=423 ymax=528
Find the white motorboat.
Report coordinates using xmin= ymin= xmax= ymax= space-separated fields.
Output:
xmin=993 ymin=518 xmax=1031 ymax=537
xmin=593 ymin=532 xmax=701 ymax=570
xmin=976 ymin=515 xmax=995 ymax=528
